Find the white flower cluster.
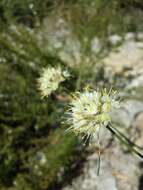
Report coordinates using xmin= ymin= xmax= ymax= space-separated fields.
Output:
xmin=66 ymin=89 xmax=120 ymax=140
xmin=38 ymin=66 xmax=69 ymax=98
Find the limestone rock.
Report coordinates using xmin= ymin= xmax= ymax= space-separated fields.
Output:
xmin=133 ymin=112 xmax=143 ymax=147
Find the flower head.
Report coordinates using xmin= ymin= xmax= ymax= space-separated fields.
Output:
xmin=38 ymin=66 xmax=69 ymax=98
xmin=66 ymin=88 xmax=120 ymax=141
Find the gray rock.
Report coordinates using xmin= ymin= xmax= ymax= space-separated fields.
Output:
xmin=62 ymin=100 xmax=143 ymax=190
xmin=127 ymin=75 xmax=143 ymax=89
xmin=133 ymin=112 xmax=143 ymax=147
xmin=123 ymin=100 xmax=143 ymax=119
xmin=125 ymin=32 xmax=135 ymax=41
xmin=111 ymin=108 xmax=131 ymax=128
xmin=111 ymin=100 xmax=143 ymax=128
xmin=63 ymin=153 xmax=118 ymax=190
xmin=108 ymin=35 xmax=122 ymax=45
xmin=63 ymin=144 xmax=140 ymax=190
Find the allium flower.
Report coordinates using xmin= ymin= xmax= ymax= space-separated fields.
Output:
xmin=38 ymin=66 xmax=69 ymax=98
xmin=66 ymin=89 xmax=120 ymax=141
xmin=65 ymin=88 xmax=143 ymax=164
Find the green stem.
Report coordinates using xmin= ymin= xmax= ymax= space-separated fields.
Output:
xmin=110 ymin=124 xmax=143 ymax=151
xmin=106 ymin=125 xmax=143 ymax=159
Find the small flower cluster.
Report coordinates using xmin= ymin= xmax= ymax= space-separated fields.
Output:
xmin=38 ymin=66 xmax=69 ymax=98
xmin=37 ymin=67 xmax=143 ymax=160
xmin=66 ymin=89 xmax=120 ymax=141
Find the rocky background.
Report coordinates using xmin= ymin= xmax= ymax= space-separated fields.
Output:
xmin=0 ymin=1 xmax=143 ymax=190
xmin=62 ymin=34 xmax=143 ymax=190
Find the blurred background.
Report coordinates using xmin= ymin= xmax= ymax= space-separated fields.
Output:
xmin=0 ymin=0 xmax=143 ymax=190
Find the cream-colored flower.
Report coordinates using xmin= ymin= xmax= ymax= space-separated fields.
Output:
xmin=38 ymin=66 xmax=69 ymax=98
xmin=66 ymin=89 xmax=120 ymax=141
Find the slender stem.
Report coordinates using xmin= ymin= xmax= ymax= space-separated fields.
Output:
xmin=110 ymin=123 xmax=143 ymax=151
xmin=106 ymin=125 xmax=143 ymax=159
xmin=97 ymin=127 xmax=101 ymax=176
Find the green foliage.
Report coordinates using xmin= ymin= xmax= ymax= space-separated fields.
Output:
xmin=67 ymin=0 xmax=143 ymax=41
xmin=0 ymin=58 xmax=78 ymax=190
xmin=10 ymin=130 xmax=76 ymax=190
xmin=0 ymin=24 xmax=79 ymax=189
